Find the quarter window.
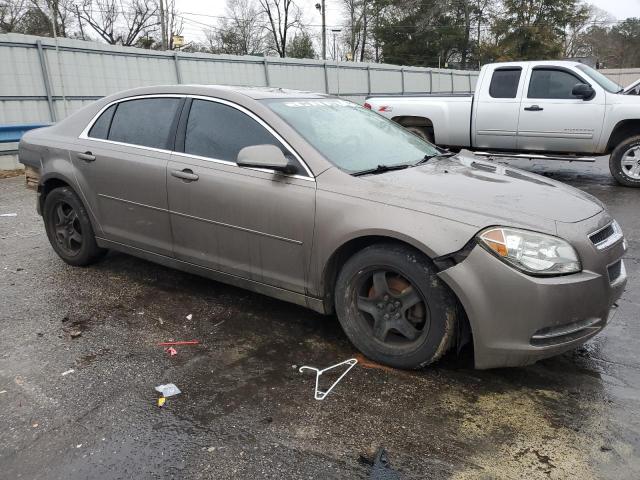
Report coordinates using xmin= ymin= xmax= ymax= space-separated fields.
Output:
xmin=489 ymin=68 xmax=521 ymax=98
xmin=88 ymin=104 xmax=116 ymax=139
xmin=108 ymin=98 xmax=181 ymax=149
xmin=528 ymin=69 xmax=585 ymax=99
xmin=184 ymin=99 xmax=289 ymax=164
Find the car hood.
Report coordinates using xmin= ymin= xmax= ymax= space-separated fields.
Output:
xmin=360 ymin=152 xmax=603 ymax=230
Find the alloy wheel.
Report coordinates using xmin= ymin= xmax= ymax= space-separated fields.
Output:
xmin=355 ymin=269 xmax=430 ymax=345
xmin=52 ymin=200 xmax=83 ymax=256
xmin=621 ymin=146 xmax=640 ymax=180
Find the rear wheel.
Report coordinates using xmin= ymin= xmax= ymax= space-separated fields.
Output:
xmin=43 ymin=186 xmax=106 ymax=266
xmin=609 ymin=135 xmax=640 ymax=187
xmin=335 ymin=243 xmax=457 ymax=369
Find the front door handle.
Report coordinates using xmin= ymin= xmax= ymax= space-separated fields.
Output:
xmin=171 ymin=169 xmax=199 ymax=182
xmin=77 ymin=151 xmax=96 ymax=162
xmin=524 ymin=105 xmax=544 ymax=111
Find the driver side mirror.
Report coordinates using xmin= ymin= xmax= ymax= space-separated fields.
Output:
xmin=237 ymin=144 xmax=297 ymax=175
xmin=572 ymin=83 xmax=595 ymax=100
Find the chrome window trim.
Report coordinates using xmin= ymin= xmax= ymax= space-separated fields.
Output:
xmin=78 ymin=93 xmax=316 ymax=182
xmin=170 ymin=150 xmax=313 ymax=183
xmin=589 ymin=221 xmax=624 ymax=251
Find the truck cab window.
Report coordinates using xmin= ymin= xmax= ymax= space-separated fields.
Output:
xmin=528 ymin=69 xmax=585 ymax=99
xmin=489 ymin=68 xmax=521 ymax=98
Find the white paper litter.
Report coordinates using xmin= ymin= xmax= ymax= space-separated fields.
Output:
xmin=155 ymin=383 xmax=181 ymax=397
xmin=186 ymin=314 xmax=193 ymax=320
xmin=0 ymin=213 xmax=17 ymax=217
xmin=61 ymin=369 xmax=75 ymax=376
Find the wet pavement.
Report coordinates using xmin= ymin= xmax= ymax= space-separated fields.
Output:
xmin=0 ymin=156 xmax=638 ymax=479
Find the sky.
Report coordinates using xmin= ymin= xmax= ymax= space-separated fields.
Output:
xmin=175 ymin=0 xmax=640 ymax=44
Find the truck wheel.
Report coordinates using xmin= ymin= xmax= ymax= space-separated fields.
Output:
xmin=610 ymin=135 xmax=640 ymax=187
xmin=335 ymin=243 xmax=457 ymax=369
xmin=43 ymin=186 xmax=106 ymax=266
xmin=405 ymin=126 xmax=435 ymax=144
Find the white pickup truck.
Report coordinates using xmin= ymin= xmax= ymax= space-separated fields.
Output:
xmin=365 ymin=60 xmax=640 ymax=187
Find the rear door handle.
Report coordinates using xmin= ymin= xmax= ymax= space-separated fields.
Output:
xmin=524 ymin=105 xmax=543 ymax=111
xmin=171 ymin=168 xmax=199 ymax=182
xmin=77 ymin=151 xmax=96 ymax=162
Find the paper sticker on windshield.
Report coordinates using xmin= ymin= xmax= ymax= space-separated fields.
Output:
xmin=283 ymin=100 xmax=357 ymax=108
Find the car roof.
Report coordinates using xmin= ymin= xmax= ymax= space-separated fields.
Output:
xmin=185 ymin=85 xmax=330 ymax=99
xmin=106 ymin=84 xmax=331 ymax=100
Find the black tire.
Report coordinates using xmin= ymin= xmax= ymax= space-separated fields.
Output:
xmin=609 ymin=135 xmax=640 ymax=187
xmin=43 ymin=186 xmax=106 ymax=266
xmin=405 ymin=126 xmax=435 ymax=144
xmin=335 ymin=243 xmax=457 ymax=369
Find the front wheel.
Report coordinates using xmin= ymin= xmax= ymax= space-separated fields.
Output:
xmin=609 ymin=135 xmax=640 ymax=187
xmin=335 ymin=243 xmax=458 ymax=369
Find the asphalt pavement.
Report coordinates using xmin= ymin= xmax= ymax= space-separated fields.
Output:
xmin=0 ymin=156 xmax=638 ymax=479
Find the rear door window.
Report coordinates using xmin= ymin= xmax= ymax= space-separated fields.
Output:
xmin=184 ymin=99 xmax=301 ymax=170
xmin=88 ymin=104 xmax=116 ymax=139
xmin=108 ymin=98 xmax=181 ymax=149
xmin=528 ymin=69 xmax=584 ymax=99
xmin=489 ymin=68 xmax=522 ymax=98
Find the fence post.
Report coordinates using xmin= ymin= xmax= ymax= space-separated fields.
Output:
xmin=36 ymin=40 xmax=56 ymax=122
xmin=450 ymin=71 xmax=454 ymax=93
xmin=173 ymin=51 xmax=182 ymax=84
xmin=366 ymin=65 xmax=371 ymax=95
xmin=263 ymin=57 xmax=271 ymax=87
xmin=324 ymin=61 xmax=329 ymax=94
xmin=428 ymin=70 xmax=433 ymax=93
xmin=400 ymin=67 xmax=405 ymax=94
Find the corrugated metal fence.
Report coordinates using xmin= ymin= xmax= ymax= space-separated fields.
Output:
xmin=0 ymin=33 xmax=478 ymax=128
xmin=600 ymin=68 xmax=640 ymax=88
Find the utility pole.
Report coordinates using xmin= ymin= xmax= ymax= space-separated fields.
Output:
xmin=49 ymin=1 xmax=58 ymax=39
xmin=322 ymin=0 xmax=326 ymax=60
xmin=159 ymin=0 xmax=167 ymax=50
xmin=76 ymin=5 xmax=85 ymax=40
xmin=332 ymin=28 xmax=341 ymax=61
xmin=316 ymin=1 xmax=326 ymax=60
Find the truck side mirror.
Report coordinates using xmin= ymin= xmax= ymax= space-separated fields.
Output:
xmin=572 ymin=83 xmax=595 ymax=100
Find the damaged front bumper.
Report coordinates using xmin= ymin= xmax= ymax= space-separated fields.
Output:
xmin=438 ymin=223 xmax=626 ymax=369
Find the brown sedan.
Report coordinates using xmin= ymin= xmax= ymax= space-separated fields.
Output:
xmin=19 ymin=85 xmax=627 ymax=369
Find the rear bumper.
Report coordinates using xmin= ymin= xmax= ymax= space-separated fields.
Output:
xmin=439 ymin=242 xmax=626 ymax=369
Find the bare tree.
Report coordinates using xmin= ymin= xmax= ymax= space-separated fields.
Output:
xmin=342 ymin=0 xmax=367 ymax=61
xmin=562 ymin=4 xmax=609 ymax=58
xmin=257 ymin=0 xmax=301 ymax=57
xmin=206 ymin=0 xmax=266 ymax=55
xmin=156 ymin=0 xmax=183 ymax=50
xmin=78 ymin=0 xmax=158 ymax=46
xmin=0 ymin=0 xmax=27 ymax=33
xmin=30 ymin=0 xmax=75 ymax=36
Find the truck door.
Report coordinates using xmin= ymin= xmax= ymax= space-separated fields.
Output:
xmin=472 ymin=65 xmax=527 ymax=150
xmin=516 ymin=66 xmax=605 ymax=153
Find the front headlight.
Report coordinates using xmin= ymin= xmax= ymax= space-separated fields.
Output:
xmin=477 ymin=227 xmax=581 ymax=276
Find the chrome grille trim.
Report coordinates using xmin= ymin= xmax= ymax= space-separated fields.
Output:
xmin=589 ymin=221 xmax=623 ymax=250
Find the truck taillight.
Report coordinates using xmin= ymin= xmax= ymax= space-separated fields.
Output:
xmin=363 ymin=102 xmax=372 ymax=109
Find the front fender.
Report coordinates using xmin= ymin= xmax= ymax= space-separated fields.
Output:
xmin=309 ymin=187 xmax=478 ymax=298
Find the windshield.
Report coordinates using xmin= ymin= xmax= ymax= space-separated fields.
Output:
xmin=262 ymin=98 xmax=440 ymax=173
xmin=576 ymin=64 xmax=622 ymax=93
